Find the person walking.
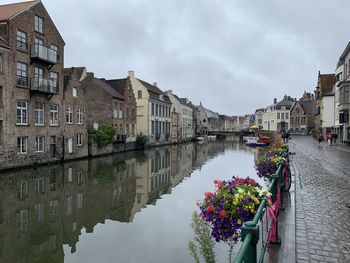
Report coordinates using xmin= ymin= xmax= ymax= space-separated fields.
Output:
xmin=326 ymin=132 xmax=331 ymax=146
xmin=318 ymin=133 xmax=323 ymax=148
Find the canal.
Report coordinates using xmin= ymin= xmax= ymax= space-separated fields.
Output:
xmin=0 ymin=137 xmax=264 ymax=263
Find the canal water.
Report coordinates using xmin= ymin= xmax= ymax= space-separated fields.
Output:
xmin=0 ymin=137 xmax=264 ymax=263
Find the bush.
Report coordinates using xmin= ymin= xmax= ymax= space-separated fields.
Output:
xmin=136 ymin=132 xmax=148 ymax=149
xmin=95 ymin=124 xmax=116 ymax=146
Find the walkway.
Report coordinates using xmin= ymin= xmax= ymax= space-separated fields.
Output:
xmin=289 ymin=136 xmax=350 ymax=263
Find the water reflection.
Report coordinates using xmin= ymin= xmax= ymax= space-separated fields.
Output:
xmin=0 ymin=137 xmax=257 ymax=263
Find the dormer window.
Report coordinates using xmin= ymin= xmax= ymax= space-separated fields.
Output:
xmin=159 ymin=94 xmax=163 ymax=101
xmin=34 ymin=16 xmax=44 ymax=34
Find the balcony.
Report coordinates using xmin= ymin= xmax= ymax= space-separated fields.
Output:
xmin=31 ymin=44 xmax=59 ymax=66
xmin=31 ymin=78 xmax=59 ymax=96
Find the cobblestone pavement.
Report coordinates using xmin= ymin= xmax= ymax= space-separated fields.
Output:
xmin=289 ymin=136 xmax=350 ymax=263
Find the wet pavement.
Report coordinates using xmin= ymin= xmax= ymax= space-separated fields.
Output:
xmin=289 ymin=136 xmax=350 ymax=263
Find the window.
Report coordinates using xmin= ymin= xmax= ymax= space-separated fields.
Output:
xmin=19 ymin=181 xmax=28 ymax=200
xmin=35 ymin=102 xmax=44 ymax=125
xmin=17 ymin=136 xmax=28 ymax=154
xmin=126 ymin=124 xmax=130 ymax=136
xmin=73 ymin=87 xmax=77 ymax=97
xmin=296 ymin=117 xmax=300 ymax=124
xmin=77 ymin=107 xmax=84 ymax=124
xmin=35 ymin=136 xmax=45 ymax=152
xmin=152 ymin=103 xmax=155 ymax=115
xmin=16 ymin=210 xmax=28 ymax=233
xmin=34 ymin=15 xmax=44 ymax=33
xmin=281 ymin=113 xmax=285 ymax=120
xmin=126 ymin=108 xmax=129 ymax=117
xmin=132 ymin=124 xmax=135 ymax=136
xmin=16 ymin=30 xmax=28 ymax=50
xmin=16 ymin=62 xmax=28 ymax=87
xmin=49 ymin=44 xmax=58 ymax=62
xmin=132 ymin=109 xmax=135 ymax=116
xmin=162 ymin=105 xmax=165 ymax=117
xmin=50 ymin=200 xmax=59 ymax=216
xmin=277 ymin=113 xmax=280 ymax=119
xmin=138 ymin=90 xmax=142 ymax=99
xmin=340 ymin=86 xmax=350 ymax=104
xmin=16 ymin=100 xmax=28 ymax=125
xmin=50 ymin=104 xmax=58 ymax=126
xmin=286 ymin=113 xmax=289 ymax=119
xmin=156 ymin=104 xmax=158 ymax=116
xmin=0 ymin=54 xmax=3 ymax=74
xmin=76 ymin=133 xmax=83 ymax=146
xmin=34 ymin=67 xmax=44 ymax=90
xmin=301 ymin=117 xmax=306 ymax=125
xmin=290 ymin=117 xmax=294 ymax=125
xmin=34 ymin=204 xmax=44 ymax=224
xmin=66 ymin=107 xmax=73 ymax=124
xmin=50 ymin=72 xmax=58 ymax=92
xmin=76 ymin=193 xmax=83 ymax=209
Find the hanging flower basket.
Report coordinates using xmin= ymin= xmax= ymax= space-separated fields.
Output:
xmin=197 ymin=176 xmax=270 ymax=243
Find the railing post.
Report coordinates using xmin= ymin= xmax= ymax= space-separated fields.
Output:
xmin=278 ymin=163 xmax=285 ymax=211
xmin=269 ymin=175 xmax=282 ymax=246
xmin=241 ymin=223 xmax=260 ymax=263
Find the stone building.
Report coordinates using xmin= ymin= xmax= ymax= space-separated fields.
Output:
xmin=128 ymin=71 xmax=172 ymax=145
xmin=63 ymin=67 xmax=88 ymax=159
xmin=290 ymin=92 xmax=316 ymax=135
xmin=196 ymin=103 xmax=220 ymax=134
xmin=105 ymin=78 xmax=137 ymax=149
xmin=82 ymin=73 xmax=126 ymax=155
xmin=0 ymin=0 xmax=65 ymax=169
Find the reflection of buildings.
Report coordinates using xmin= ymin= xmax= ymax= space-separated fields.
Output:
xmin=0 ymin=137 xmax=249 ymax=263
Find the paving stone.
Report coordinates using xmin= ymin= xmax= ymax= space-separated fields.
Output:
xmin=290 ymin=136 xmax=350 ymax=263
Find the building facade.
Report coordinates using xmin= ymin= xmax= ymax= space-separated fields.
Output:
xmin=0 ymin=0 xmax=65 ymax=169
xmin=255 ymin=108 xmax=264 ymax=129
xmin=63 ymin=67 xmax=88 ymax=159
xmin=262 ymin=97 xmax=292 ymax=132
xmin=82 ymin=73 xmax=127 ymax=155
xmin=314 ymin=72 xmax=336 ymax=136
xmin=128 ymin=71 xmax=172 ymax=145
xmin=165 ymin=90 xmax=194 ymax=142
xmin=105 ymin=78 xmax=137 ymax=148
xmin=289 ymin=92 xmax=316 ymax=135
xmin=335 ymin=42 xmax=350 ymax=141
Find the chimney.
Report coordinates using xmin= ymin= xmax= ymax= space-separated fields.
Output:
xmin=273 ymin=98 xmax=277 ymax=104
xmin=153 ymin=82 xmax=157 ymax=87
xmin=128 ymin=70 xmax=134 ymax=78
xmin=87 ymin=72 xmax=94 ymax=79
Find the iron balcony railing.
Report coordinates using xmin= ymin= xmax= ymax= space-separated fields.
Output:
xmin=32 ymin=78 xmax=59 ymax=95
xmin=234 ymin=163 xmax=285 ymax=263
xmin=31 ymin=44 xmax=59 ymax=64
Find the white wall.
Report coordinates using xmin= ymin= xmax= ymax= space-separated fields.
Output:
xmin=322 ymin=96 xmax=335 ymax=128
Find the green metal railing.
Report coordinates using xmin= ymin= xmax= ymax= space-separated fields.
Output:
xmin=234 ymin=164 xmax=284 ymax=263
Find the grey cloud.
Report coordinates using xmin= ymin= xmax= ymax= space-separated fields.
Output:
xmin=3 ymin=0 xmax=347 ymax=115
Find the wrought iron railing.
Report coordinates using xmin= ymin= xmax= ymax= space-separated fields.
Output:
xmin=234 ymin=163 xmax=284 ymax=263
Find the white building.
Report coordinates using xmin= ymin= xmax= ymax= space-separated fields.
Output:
xmin=128 ymin=71 xmax=172 ymax=144
xmin=262 ymin=98 xmax=293 ymax=132
xmin=165 ymin=91 xmax=194 ymax=142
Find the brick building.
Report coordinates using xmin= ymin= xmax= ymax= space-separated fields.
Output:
xmin=105 ymin=77 xmax=137 ymax=149
xmin=63 ymin=67 xmax=88 ymax=159
xmin=0 ymin=0 xmax=65 ymax=169
xmin=290 ymin=92 xmax=316 ymax=135
xmin=82 ymin=73 xmax=127 ymax=155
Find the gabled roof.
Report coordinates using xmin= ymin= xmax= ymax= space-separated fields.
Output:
xmin=204 ymin=107 xmax=219 ymax=119
xmin=0 ymin=0 xmax=39 ymax=21
xmin=105 ymin=79 xmax=128 ymax=96
xmin=137 ymin=79 xmax=171 ymax=103
xmin=84 ymin=77 xmax=124 ymax=100
xmin=63 ymin=67 xmax=86 ymax=87
xmin=300 ymin=100 xmax=316 ymax=115
xmin=318 ymin=73 xmax=336 ymax=96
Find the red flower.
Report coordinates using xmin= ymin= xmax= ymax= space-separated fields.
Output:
xmin=207 ymin=204 xmax=215 ymax=212
xmin=214 ymin=180 xmax=223 ymax=189
xmin=219 ymin=210 xmax=227 ymax=218
xmin=205 ymin=192 xmax=212 ymax=199
xmin=234 ymin=178 xmax=244 ymax=185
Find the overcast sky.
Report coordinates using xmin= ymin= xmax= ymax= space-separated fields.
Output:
xmin=2 ymin=0 xmax=350 ymax=115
